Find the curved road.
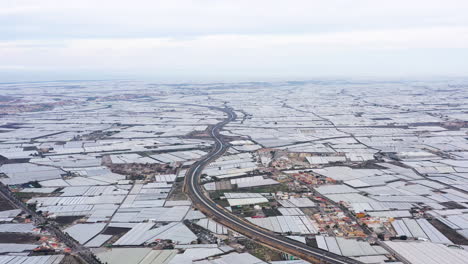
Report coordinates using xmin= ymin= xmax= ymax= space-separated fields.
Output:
xmin=185 ymin=106 xmax=361 ymax=264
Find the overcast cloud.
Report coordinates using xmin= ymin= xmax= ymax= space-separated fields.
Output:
xmin=1 ymin=0 xmax=468 ymax=81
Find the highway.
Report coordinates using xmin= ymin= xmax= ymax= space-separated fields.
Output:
xmin=185 ymin=106 xmax=361 ymax=264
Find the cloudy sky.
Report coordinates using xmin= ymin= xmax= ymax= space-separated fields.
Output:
xmin=1 ymin=0 xmax=468 ymax=81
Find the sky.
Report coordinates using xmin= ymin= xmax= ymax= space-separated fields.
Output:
xmin=1 ymin=0 xmax=468 ymax=82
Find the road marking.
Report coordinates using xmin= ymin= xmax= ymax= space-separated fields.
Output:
xmin=187 ymin=110 xmax=354 ymax=264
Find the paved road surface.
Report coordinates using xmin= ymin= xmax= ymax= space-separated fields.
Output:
xmin=0 ymin=182 xmax=100 ymax=264
xmin=185 ymin=106 xmax=361 ymax=264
